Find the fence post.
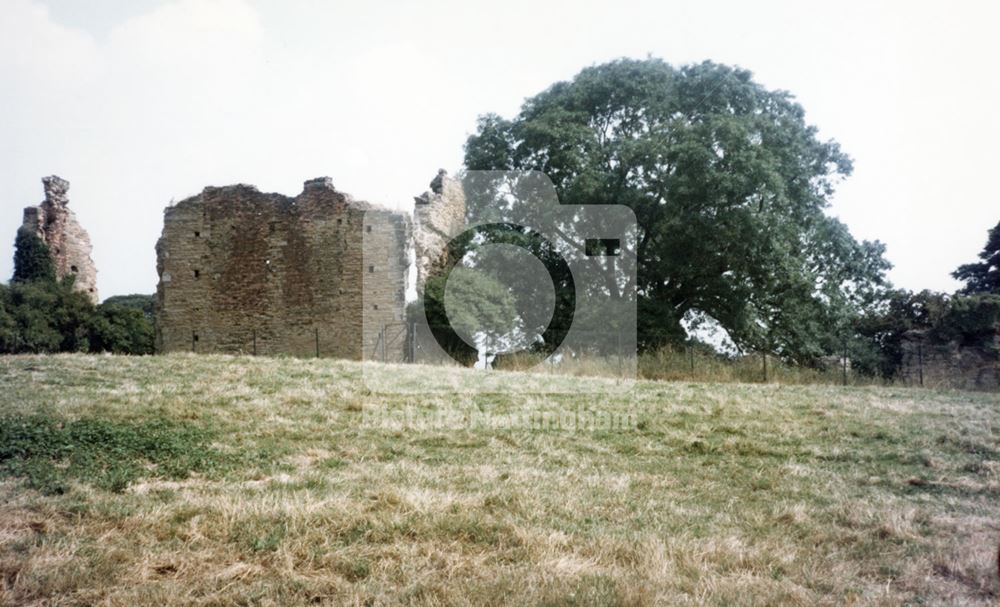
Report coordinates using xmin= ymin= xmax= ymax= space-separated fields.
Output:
xmin=381 ymin=325 xmax=387 ymax=363
xmin=616 ymin=332 xmax=623 ymax=378
xmin=252 ymin=329 xmax=256 ymax=356
xmin=917 ymin=342 xmax=924 ymax=387
xmin=315 ymin=328 xmax=320 ymax=358
xmin=688 ymin=346 xmax=695 ymax=377
xmin=842 ymin=335 xmax=848 ymax=387
xmin=762 ymin=351 xmax=768 ymax=383
xmin=192 ymin=330 xmax=196 ymax=353
xmin=409 ymin=321 xmax=416 ymax=363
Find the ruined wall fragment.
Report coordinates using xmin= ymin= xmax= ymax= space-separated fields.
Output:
xmin=20 ymin=175 xmax=99 ymax=302
xmin=155 ymin=177 xmax=410 ymax=360
xmin=899 ymin=330 xmax=1000 ymax=390
xmin=413 ymin=169 xmax=466 ymax=293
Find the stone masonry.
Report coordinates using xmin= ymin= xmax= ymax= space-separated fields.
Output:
xmin=155 ymin=177 xmax=410 ymax=359
xmin=20 ymin=176 xmax=99 ymax=302
xmin=413 ymin=170 xmax=466 ymax=292
xmin=900 ymin=330 xmax=1000 ymax=391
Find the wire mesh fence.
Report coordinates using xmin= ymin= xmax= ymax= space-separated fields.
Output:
xmin=635 ymin=343 xmax=1000 ymax=390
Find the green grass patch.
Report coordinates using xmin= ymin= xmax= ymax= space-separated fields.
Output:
xmin=0 ymin=413 xmax=244 ymax=494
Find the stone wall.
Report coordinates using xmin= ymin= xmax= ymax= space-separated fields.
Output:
xmin=413 ymin=170 xmax=466 ymax=292
xmin=155 ymin=177 xmax=410 ymax=359
xmin=899 ymin=331 xmax=1000 ymax=391
xmin=20 ymin=176 xmax=99 ymax=302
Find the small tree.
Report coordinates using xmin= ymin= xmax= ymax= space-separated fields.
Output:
xmin=953 ymin=220 xmax=1000 ymax=294
xmin=12 ymin=228 xmax=56 ymax=284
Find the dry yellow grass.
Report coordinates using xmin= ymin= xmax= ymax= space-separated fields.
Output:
xmin=0 ymin=353 xmax=998 ymax=606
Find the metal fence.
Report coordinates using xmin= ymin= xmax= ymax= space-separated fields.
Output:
xmin=182 ymin=322 xmax=1000 ymax=391
xmin=637 ymin=343 xmax=999 ymax=390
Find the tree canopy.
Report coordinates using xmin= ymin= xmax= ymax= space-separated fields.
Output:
xmin=953 ymin=220 xmax=1000 ymax=294
xmin=464 ymin=58 xmax=890 ymax=362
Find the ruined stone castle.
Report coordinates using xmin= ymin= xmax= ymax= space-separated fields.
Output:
xmin=413 ymin=169 xmax=466 ymax=292
xmin=154 ymin=173 xmax=464 ymax=359
xmin=20 ymin=176 xmax=99 ymax=303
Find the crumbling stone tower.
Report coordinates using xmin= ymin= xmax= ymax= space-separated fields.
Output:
xmin=20 ymin=175 xmax=99 ymax=302
xmin=413 ymin=170 xmax=466 ymax=292
xmin=155 ymin=177 xmax=410 ymax=359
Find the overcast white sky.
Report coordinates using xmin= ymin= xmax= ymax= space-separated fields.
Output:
xmin=1 ymin=0 xmax=997 ymax=299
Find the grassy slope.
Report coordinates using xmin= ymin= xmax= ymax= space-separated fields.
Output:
xmin=0 ymin=354 xmax=998 ymax=606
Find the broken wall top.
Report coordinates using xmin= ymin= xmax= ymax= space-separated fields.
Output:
xmin=20 ymin=175 xmax=99 ymax=302
xmin=167 ymin=177 xmax=396 ymax=217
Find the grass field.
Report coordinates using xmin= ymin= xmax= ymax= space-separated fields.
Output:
xmin=0 ymin=354 xmax=999 ymax=606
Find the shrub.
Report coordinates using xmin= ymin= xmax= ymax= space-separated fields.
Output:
xmin=89 ymin=302 xmax=154 ymax=354
xmin=102 ymin=294 xmax=155 ymax=321
xmin=12 ymin=228 xmax=56 ymax=284
xmin=0 ymin=279 xmax=93 ymax=353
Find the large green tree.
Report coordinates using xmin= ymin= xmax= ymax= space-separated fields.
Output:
xmin=464 ymin=58 xmax=890 ymax=361
xmin=953 ymin=220 xmax=1000 ymax=294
